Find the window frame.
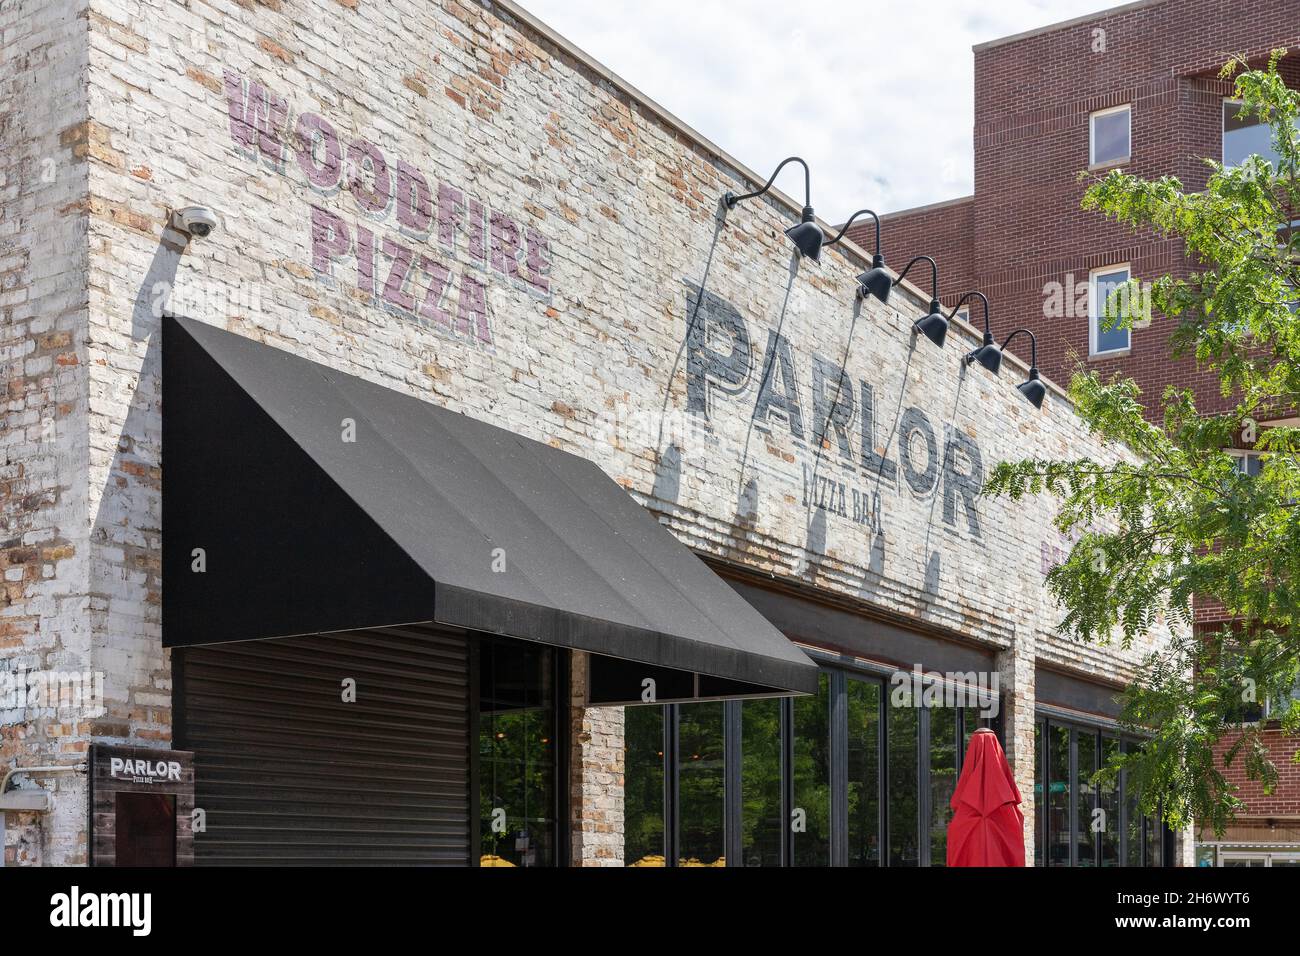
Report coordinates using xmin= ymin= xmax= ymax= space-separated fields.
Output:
xmin=1035 ymin=713 xmax=1170 ymax=867
xmin=625 ymin=661 xmax=1002 ymax=866
xmin=1222 ymin=98 xmax=1246 ymax=167
xmin=1089 ymin=104 xmax=1131 ymax=168
xmin=1089 ymin=263 xmax=1133 ymax=357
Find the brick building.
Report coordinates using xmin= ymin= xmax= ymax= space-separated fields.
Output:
xmin=1 ymin=0 xmax=1187 ymax=868
xmin=858 ymin=0 xmax=1300 ymax=866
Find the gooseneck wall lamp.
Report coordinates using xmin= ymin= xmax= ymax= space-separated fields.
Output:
xmin=893 ymin=255 xmax=947 ymax=348
xmin=999 ymin=328 xmax=1047 ymax=408
xmin=723 ymin=156 xmax=824 ymax=262
xmin=951 ymin=291 xmax=1002 ymax=374
xmin=824 ymin=209 xmax=891 ymax=303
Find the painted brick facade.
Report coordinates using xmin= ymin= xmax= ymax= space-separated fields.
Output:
xmin=2 ymin=0 xmax=1187 ymax=866
xmin=1 ymin=0 xmax=93 ymax=867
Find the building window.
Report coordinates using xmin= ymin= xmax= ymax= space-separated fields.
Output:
xmin=887 ymin=691 xmax=921 ymax=866
xmin=791 ymin=674 xmax=832 ymax=865
xmin=677 ymin=703 xmax=726 ymax=866
xmin=928 ymin=706 xmax=959 ymax=866
xmin=1216 ymin=848 xmax=1300 ymax=867
xmin=1229 ymin=450 xmax=1263 ymax=477
xmin=1076 ymin=731 xmax=1097 ymax=866
xmin=1046 ymin=723 xmax=1071 ymax=865
xmin=1090 ymin=105 xmax=1130 ymax=167
xmin=1099 ymin=736 xmax=1121 ymax=866
xmin=478 ymin=639 xmax=558 ymax=867
xmin=1223 ymin=99 xmax=1300 ymax=168
xmin=1034 ymin=716 xmax=1169 ymax=866
xmin=1089 ymin=264 xmax=1132 ymax=356
xmin=846 ymin=678 xmax=882 ymax=866
xmin=740 ymin=697 xmax=782 ymax=866
xmin=624 ymin=705 xmax=665 ymax=866
xmin=625 ymin=665 xmax=996 ymax=866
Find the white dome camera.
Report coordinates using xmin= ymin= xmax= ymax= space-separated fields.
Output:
xmin=171 ymin=206 xmax=220 ymax=240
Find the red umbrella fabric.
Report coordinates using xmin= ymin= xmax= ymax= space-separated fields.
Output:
xmin=947 ymin=728 xmax=1026 ymax=867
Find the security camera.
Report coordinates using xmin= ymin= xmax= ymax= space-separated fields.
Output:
xmin=172 ymin=206 xmax=219 ymax=240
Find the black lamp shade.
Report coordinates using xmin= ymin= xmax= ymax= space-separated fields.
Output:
xmin=785 ymin=220 xmax=824 ymax=263
xmin=966 ymin=332 xmax=1002 ymax=375
xmin=1017 ymin=368 xmax=1046 ymax=409
xmin=970 ymin=343 xmax=1003 ymax=374
xmin=857 ymin=258 xmax=892 ymax=304
xmin=913 ymin=299 xmax=948 ymax=348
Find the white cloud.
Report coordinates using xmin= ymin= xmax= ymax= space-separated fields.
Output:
xmin=519 ymin=0 xmax=1107 ymax=223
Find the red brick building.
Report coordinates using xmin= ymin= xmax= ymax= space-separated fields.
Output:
xmin=849 ymin=0 xmax=1300 ymax=866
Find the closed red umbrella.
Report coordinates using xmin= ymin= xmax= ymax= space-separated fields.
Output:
xmin=947 ymin=727 xmax=1026 ymax=867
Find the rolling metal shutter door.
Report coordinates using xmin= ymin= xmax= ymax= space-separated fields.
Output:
xmin=175 ymin=626 xmax=470 ymax=865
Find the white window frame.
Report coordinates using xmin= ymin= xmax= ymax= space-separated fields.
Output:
xmin=1223 ymin=98 xmax=1256 ymax=167
xmin=1220 ymin=850 xmax=1300 ymax=867
xmin=1089 ymin=104 xmax=1131 ymax=168
xmin=1227 ymin=449 xmax=1263 ymax=476
xmin=1088 ymin=263 xmax=1132 ymax=357
xmin=1224 ymin=98 xmax=1300 ymax=167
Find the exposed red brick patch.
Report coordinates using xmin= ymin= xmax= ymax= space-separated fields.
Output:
xmin=258 ymin=37 xmax=294 ymax=64
xmin=185 ymin=66 xmax=223 ymax=94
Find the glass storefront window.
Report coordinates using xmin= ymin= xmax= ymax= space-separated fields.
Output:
xmin=1076 ymin=731 xmax=1097 ymax=867
xmin=741 ymin=697 xmax=782 ymax=866
xmin=792 ymin=673 xmax=831 ymax=866
xmin=478 ymin=640 xmax=556 ymax=867
xmin=888 ymin=692 xmax=920 ymax=867
xmin=677 ymin=702 xmax=725 ymax=866
xmin=1047 ymin=725 xmax=1071 ymax=866
xmin=624 ymin=704 xmax=665 ymax=867
xmin=846 ymin=678 xmax=881 ymax=867
xmin=1145 ymin=813 xmax=1163 ymax=868
xmin=620 ymin=667 xmax=1002 ymax=868
xmin=1099 ymin=736 xmax=1120 ymax=866
xmin=1034 ymin=721 xmax=1165 ymax=867
xmin=1034 ymin=720 xmax=1044 ymax=867
xmin=929 ymin=706 xmax=958 ymax=866
xmin=1124 ymin=739 xmax=1143 ymax=866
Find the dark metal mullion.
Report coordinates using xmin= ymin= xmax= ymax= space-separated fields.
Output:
xmin=724 ymin=700 xmax=742 ymax=868
xmin=830 ymin=671 xmax=848 ymax=867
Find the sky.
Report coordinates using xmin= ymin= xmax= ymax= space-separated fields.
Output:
xmin=522 ymin=0 xmax=1111 ymax=224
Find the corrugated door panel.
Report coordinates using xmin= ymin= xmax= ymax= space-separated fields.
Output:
xmin=175 ymin=625 xmax=470 ymax=865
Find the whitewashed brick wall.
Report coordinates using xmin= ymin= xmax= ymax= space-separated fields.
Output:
xmin=1 ymin=0 xmax=93 ymax=867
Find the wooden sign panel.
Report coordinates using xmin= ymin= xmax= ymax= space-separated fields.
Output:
xmin=91 ymin=744 xmax=194 ymax=867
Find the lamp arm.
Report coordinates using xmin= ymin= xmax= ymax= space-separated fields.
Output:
xmin=1000 ymin=328 xmax=1038 ymax=367
xmin=726 ymin=156 xmax=811 ymax=209
xmin=947 ymin=291 xmax=991 ymax=334
xmin=824 ymin=209 xmax=880 ymax=251
xmin=893 ymin=255 xmax=939 ymax=300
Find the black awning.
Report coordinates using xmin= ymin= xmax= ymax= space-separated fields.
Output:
xmin=161 ymin=315 xmax=817 ymax=696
